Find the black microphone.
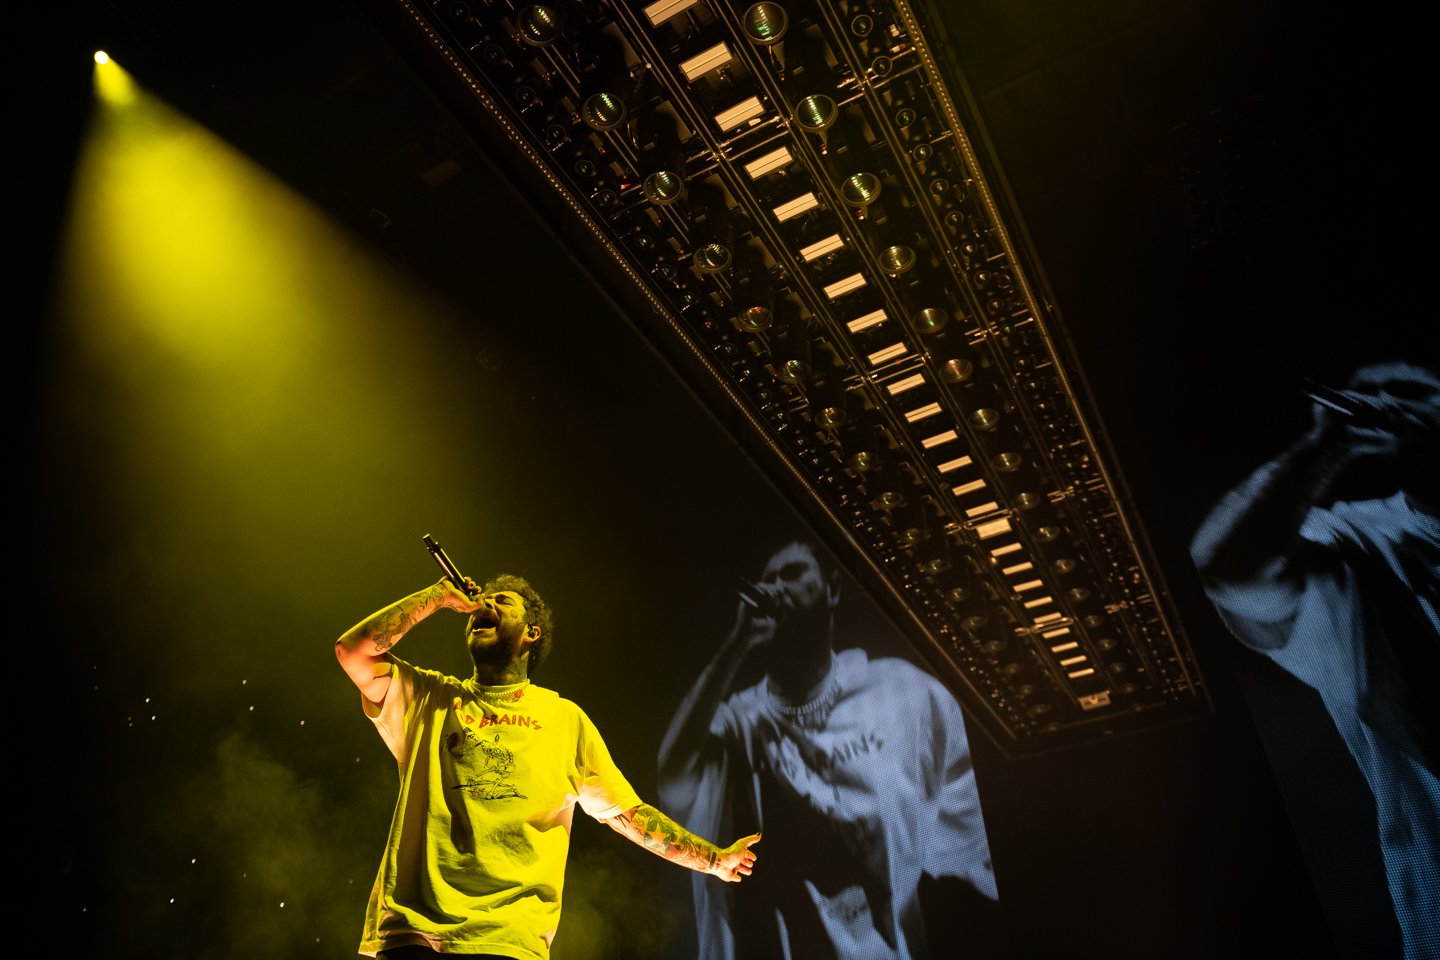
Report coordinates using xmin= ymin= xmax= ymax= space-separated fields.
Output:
xmin=422 ymin=534 xmax=478 ymax=596
xmin=737 ymin=578 xmax=778 ymax=615
xmin=1303 ymin=378 xmax=1366 ymax=418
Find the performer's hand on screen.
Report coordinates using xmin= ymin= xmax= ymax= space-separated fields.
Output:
xmin=712 ymin=833 xmax=761 ymax=883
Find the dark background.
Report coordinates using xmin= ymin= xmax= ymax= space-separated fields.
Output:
xmin=25 ymin=1 xmax=1433 ymax=958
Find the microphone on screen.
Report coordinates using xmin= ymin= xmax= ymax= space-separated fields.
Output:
xmin=737 ymin=578 xmax=780 ymax=616
xmin=1303 ymin=378 xmax=1366 ymax=419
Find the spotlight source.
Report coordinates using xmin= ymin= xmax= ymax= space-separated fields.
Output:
xmin=840 ymin=172 xmax=881 ymax=213
xmin=743 ymin=3 xmax=789 ymax=45
xmin=578 ymin=35 xmax=631 ymax=132
xmin=515 ymin=4 xmax=564 ymax=46
xmin=687 ymin=181 xmax=734 ymax=274
xmin=794 ymin=94 xmax=838 ymax=149
xmin=582 ymin=92 xmax=626 ymax=132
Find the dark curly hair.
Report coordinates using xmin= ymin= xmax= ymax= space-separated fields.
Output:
xmin=482 ymin=573 xmax=554 ymax=676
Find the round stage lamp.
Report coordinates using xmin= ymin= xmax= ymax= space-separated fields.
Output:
xmin=737 ymin=305 xmax=773 ymax=332
xmin=772 ymin=302 xmax=812 ymax=382
xmin=642 ymin=170 xmax=684 ymax=206
xmin=810 ymin=377 xmax=850 ymax=429
xmin=516 ymin=5 xmax=564 ymax=46
xmin=879 ymin=244 xmax=915 ymax=276
xmin=940 ymin=357 xmax=974 ymax=382
xmin=840 ymin=172 xmax=881 ymax=213
xmin=847 ymin=447 xmax=878 ymax=473
xmin=968 ymin=407 xmax=999 ymax=430
xmin=743 ymin=3 xmax=788 ymax=44
xmin=794 ymin=94 xmax=838 ymax=141
xmin=582 ymin=91 xmax=626 ymax=132
xmin=814 ymin=398 xmax=847 ymax=430
xmin=734 ymin=248 xmax=774 ymax=331
xmin=779 ymin=357 xmax=811 ymax=382
xmin=911 ymin=306 xmax=947 ymax=334
xmin=694 ymin=242 xmax=732 ymax=274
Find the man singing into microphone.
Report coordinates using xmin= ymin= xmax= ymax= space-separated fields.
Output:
xmin=1190 ymin=361 xmax=1439 ymax=959
xmin=336 ymin=572 xmax=761 ymax=959
xmin=657 ymin=540 xmax=996 ymax=959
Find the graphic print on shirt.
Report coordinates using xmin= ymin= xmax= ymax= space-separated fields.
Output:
xmin=446 ymin=702 xmax=528 ymax=801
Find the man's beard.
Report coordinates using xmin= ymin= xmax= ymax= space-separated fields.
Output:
xmin=469 ymin=623 xmax=525 ymax=667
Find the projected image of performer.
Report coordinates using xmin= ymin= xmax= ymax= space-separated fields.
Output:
xmin=658 ymin=540 xmax=997 ymax=959
xmin=335 ymin=572 xmax=761 ymax=959
xmin=1189 ymin=362 xmax=1439 ymax=959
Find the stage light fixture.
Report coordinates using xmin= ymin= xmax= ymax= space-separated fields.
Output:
xmin=885 ymin=372 xmax=926 ymax=396
xmin=583 ymin=91 xmax=627 ymax=131
xmin=679 ymin=42 xmax=735 ymax=82
xmin=733 ymin=244 xmax=775 ymax=331
xmin=743 ymin=3 xmax=789 ymax=45
xmin=744 ymin=146 xmax=794 ymax=179
xmin=911 ymin=306 xmax=948 ymax=334
xmin=809 ymin=373 xmax=851 ymax=429
xmin=636 ymin=110 xmax=687 ymax=206
xmin=923 ymin=425 xmax=960 ymax=449
xmin=840 ymin=172 xmax=882 ymax=217
xmin=714 ymin=96 xmax=767 ymax=131
xmin=513 ymin=83 xmax=541 ymax=112
xmin=892 ymin=274 xmax=951 ymax=335
xmin=866 ymin=339 xmax=908 ymax=367
xmin=904 ymin=401 xmax=942 ymax=423
xmin=793 ymin=94 xmax=838 ymax=150
xmin=893 ymin=499 xmax=930 ymax=545
xmin=643 ymin=0 xmax=697 ymax=27
xmin=799 ymin=232 xmax=845 ymax=262
xmin=687 ymin=181 xmax=734 ymax=274
xmin=847 ymin=307 xmax=888 ymax=333
xmin=968 ymin=407 xmax=999 ymax=430
xmin=772 ymin=190 xmax=819 ymax=222
xmin=871 ymin=457 xmax=910 ymax=510
xmin=404 ymin=0 xmax=1207 ymax=753
xmin=824 ymin=272 xmax=867 ymax=300
xmin=847 ymin=446 xmax=879 ymax=474
xmin=515 ymin=4 xmax=565 ymax=46
xmin=578 ymin=35 xmax=631 ymax=132
xmin=940 ymin=357 xmax=974 ymax=382
xmin=771 ymin=299 xmax=813 ymax=382
xmin=878 ymin=243 xmax=915 ymax=276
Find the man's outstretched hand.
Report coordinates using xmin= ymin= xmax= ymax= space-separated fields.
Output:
xmin=711 ymin=833 xmax=761 ymax=883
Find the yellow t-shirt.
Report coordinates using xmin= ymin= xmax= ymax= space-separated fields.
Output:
xmin=358 ymin=658 xmax=641 ymax=958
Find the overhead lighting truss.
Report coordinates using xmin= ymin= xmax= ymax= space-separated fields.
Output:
xmin=388 ymin=0 xmax=1207 ymax=755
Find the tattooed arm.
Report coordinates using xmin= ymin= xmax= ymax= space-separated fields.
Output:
xmin=335 ymin=578 xmax=481 ymax=703
xmin=605 ymin=803 xmax=760 ymax=882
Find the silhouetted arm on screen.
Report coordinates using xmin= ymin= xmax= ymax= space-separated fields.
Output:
xmin=1190 ymin=398 xmax=1413 ymax=623
xmin=657 ymin=596 xmax=777 ymax=812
